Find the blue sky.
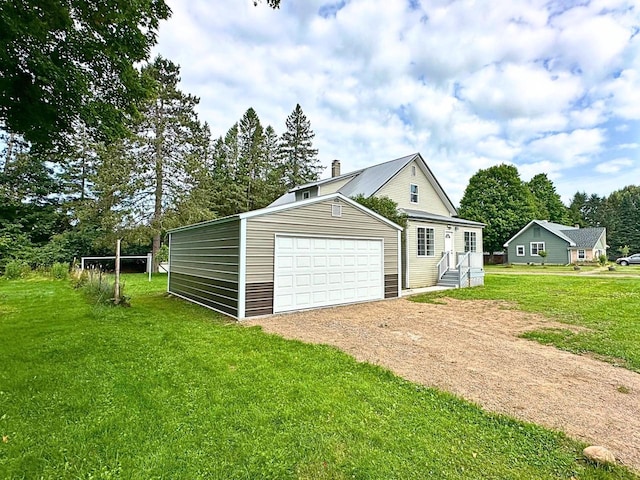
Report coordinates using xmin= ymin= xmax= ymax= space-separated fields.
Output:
xmin=153 ymin=0 xmax=640 ymax=205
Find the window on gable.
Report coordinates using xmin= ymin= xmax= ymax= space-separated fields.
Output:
xmin=516 ymin=245 xmax=525 ymax=256
xmin=411 ymin=165 xmax=416 ymax=176
xmin=530 ymin=242 xmax=545 ymax=256
xmin=302 ymin=191 xmax=310 ymax=200
xmin=577 ymin=249 xmax=586 ymax=260
xmin=410 ymin=184 xmax=419 ymax=203
xmin=417 ymin=227 xmax=434 ymax=257
xmin=464 ymin=231 xmax=477 ymax=252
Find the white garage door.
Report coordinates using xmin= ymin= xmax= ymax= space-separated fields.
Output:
xmin=274 ymin=236 xmax=384 ymax=313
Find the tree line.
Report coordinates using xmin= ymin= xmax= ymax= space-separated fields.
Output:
xmin=458 ymin=164 xmax=640 ymax=258
xmin=0 ymin=56 xmax=322 ymax=271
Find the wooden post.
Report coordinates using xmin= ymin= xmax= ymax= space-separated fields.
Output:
xmin=114 ymin=239 xmax=121 ymax=305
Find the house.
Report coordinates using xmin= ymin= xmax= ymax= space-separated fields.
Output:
xmin=167 ymin=193 xmax=402 ymax=320
xmin=503 ymin=220 xmax=607 ymax=265
xmin=269 ymin=153 xmax=485 ymax=290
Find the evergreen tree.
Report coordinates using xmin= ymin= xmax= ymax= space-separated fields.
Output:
xmin=603 ymin=186 xmax=640 ymax=255
xmin=459 ymin=164 xmax=539 ymax=254
xmin=125 ymin=56 xmax=205 ymax=270
xmin=568 ymin=192 xmax=606 ymax=227
xmin=279 ymin=104 xmax=322 ymax=189
xmin=526 ymin=173 xmax=569 ymax=224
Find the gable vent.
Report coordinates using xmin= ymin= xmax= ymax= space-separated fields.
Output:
xmin=331 ymin=204 xmax=342 ymax=217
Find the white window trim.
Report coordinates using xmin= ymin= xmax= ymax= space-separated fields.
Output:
xmin=464 ymin=231 xmax=477 ymax=253
xmin=416 ymin=226 xmax=434 ymax=257
xmin=302 ymin=191 xmax=310 ymax=199
xmin=516 ymin=245 xmax=525 ymax=256
xmin=577 ymin=249 xmax=586 ymax=260
xmin=410 ymin=183 xmax=419 ymax=204
xmin=530 ymin=242 xmax=545 ymax=256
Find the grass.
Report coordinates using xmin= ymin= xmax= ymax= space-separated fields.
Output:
xmin=0 ymin=275 xmax=637 ymax=479
xmin=412 ymin=274 xmax=640 ymax=372
xmin=485 ymin=264 xmax=640 ymax=276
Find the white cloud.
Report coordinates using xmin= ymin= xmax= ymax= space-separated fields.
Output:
xmin=153 ymin=0 xmax=640 ymax=205
xmin=525 ymin=128 xmax=606 ymax=165
xmin=595 ymin=158 xmax=633 ymax=174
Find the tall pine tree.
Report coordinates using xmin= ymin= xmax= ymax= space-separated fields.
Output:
xmin=279 ymin=104 xmax=322 ymax=189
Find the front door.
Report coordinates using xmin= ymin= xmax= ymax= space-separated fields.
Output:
xmin=444 ymin=230 xmax=454 ymax=268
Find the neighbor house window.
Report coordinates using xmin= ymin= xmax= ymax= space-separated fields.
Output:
xmin=417 ymin=227 xmax=434 ymax=257
xmin=302 ymin=191 xmax=310 ymax=199
xmin=464 ymin=231 xmax=477 ymax=252
xmin=578 ymin=249 xmax=586 ymax=260
xmin=410 ymin=184 xmax=419 ymax=203
xmin=516 ymin=245 xmax=525 ymax=256
xmin=530 ymin=242 xmax=545 ymax=256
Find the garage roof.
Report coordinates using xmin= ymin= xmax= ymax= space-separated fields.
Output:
xmin=168 ymin=193 xmax=404 ymax=234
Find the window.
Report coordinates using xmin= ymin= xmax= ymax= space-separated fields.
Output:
xmin=410 ymin=184 xmax=419 ymax=203
xmin=530 ymin=242 xmax=545 ymax=256
xmin=411 ymin=165 xmax=416 ymax=176
xmin=516 ymin=245 xmax=525 ymax=256
xmin=302 ymin=191 xmax=310 ymax=199
xmin=331 ymin=204 xmax=342 ymax=217
xmin=577 ymin=249 xmax=586 ymax=260
xmin=417 ymin=227 xmax=434 ymax=257
xmin=464 ymin=231 xmax=477 ymax=252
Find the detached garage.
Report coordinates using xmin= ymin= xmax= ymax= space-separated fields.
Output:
xmin=167 ymin=193 xmax=402 ymax=320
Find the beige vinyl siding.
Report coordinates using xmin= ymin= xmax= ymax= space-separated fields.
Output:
xmin=245 ymin=198 xmax=399 ymax=284
xmin=318 ymin=176 xmax=357 ymax=195
xmin=406 ymin=220 xmax=449 ymax=288
xmin=376 ymin=160 xmax=452 ymax=215
xmin=169 ymin=219 xmax=240 ymax=316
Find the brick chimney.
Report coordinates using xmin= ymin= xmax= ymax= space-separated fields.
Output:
xmin=331 ymin=159 xmax=341 ymax=177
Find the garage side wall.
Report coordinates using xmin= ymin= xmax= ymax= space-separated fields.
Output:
xmin=169 ymin=219 xmax=240 ymax=317
xmin=245 ymin=199 xmax=400 ymax=317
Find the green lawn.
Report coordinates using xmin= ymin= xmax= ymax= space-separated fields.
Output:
xmin=413 ymin=274 xmax=640 ymax=372
xmin=0 ymin=275 xmax=636 ymax=479
xmin=485 ymin=264 xmax=640 ymax=276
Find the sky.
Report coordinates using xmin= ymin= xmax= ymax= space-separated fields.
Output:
xmin=152 ymin=0 xmax=640 ymax=206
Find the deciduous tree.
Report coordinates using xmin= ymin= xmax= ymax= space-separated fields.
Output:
xmin=459 ymin=164 xmax=539 ymax=254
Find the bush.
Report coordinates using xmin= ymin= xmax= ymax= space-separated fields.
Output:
xmin=598 ymin=254 xmax=608 ymax=266
xmin=51 ymin=262 xmax=70 ymax=280
xmin=156 ymin=244 xmax=169 ymax=263
xmin=3 ymin=261 xmax=31 ymax=279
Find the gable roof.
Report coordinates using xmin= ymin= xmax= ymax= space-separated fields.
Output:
xmin=562 ymin=227 xmax=606 ymax=248
xmin=402 ymin=209 xmax=485 ymax=227
xmin=270 ymin=153 xmax=457 ymax=215
xmin=168 ymin=193 xmax=403 ymax=234
xmin=504 ymin=220 xmax=605 ymax=249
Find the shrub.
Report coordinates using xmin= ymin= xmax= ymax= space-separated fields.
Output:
xmin=598 ymin=254 xmax=608 ymax=266
xmin=3 ymin=261 xmax=31 ymax=279
xmin=51 ymin=262 xmax=70 ymax=280
xmin=156 ymin=244 xmax=169 ymax=263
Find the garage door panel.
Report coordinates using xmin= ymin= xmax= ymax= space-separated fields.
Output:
xmin=274 ymin=236 xmax=384 ymax=313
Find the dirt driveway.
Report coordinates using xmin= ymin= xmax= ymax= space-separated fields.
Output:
xmin=245 ymin=297 xmax=640 ymax=471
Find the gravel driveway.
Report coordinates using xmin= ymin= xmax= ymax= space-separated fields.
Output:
xmin=245 ymin=297 xmax=640 ymax=471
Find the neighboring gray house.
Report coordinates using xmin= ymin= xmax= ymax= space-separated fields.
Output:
xmin=168 ymin=193 xmax=402 ymax=320
xmin=504 ymin=220 xmax=607 ymax=265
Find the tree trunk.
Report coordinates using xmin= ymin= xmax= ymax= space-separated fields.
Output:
xmin=152 ymin=106 xmax=164 ymax=273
